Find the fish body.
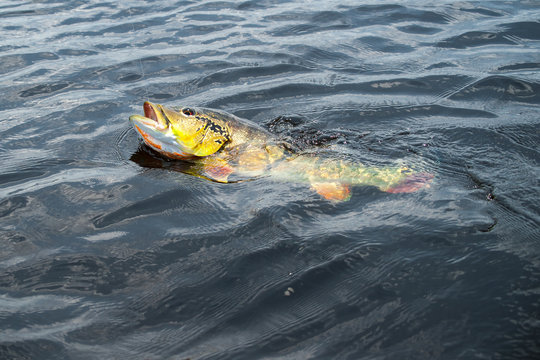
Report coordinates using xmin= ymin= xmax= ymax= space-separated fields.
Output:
xmin=130 ymin=102 xmax=432 ymax=201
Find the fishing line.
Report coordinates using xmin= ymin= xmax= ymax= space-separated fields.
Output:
xmin=136 ymin=49 xmax=149 ymax=101
xmin=129 ymin=6 xmax=149 ymax=101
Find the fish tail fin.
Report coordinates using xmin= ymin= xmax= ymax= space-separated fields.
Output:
xmin=382 ymin=172 xmax=434 ymax=193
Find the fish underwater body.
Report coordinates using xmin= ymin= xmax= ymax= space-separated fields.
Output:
xmin=130 ymin=102 xmax=433 ymax=201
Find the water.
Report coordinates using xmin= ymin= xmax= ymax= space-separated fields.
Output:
xmin=1 ymin=0 xmax=539 ymax=359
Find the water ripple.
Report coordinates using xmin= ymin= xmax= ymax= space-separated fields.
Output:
xmin=1 ymin=1 xmax=539 ymax=359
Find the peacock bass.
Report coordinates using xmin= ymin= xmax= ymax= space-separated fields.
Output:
xmin=129 ymin=102 xmax=432 ymax=201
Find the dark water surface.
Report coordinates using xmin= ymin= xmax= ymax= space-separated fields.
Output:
xmin=1 ymin=1 xmax=539 ymax=359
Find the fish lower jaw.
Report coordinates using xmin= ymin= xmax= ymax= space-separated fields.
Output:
xmin=131 ymin=122 xmax=192 ymax=159
xmin=129 ymin=115 xmax=168 ymax=131
xmin=140 ymin=134 xmax=196 ymax=160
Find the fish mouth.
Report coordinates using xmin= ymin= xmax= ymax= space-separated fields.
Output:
xmin=129 ymin=101 xmax=168 ymax=131
xmin=130 ymin=101 xmax=197 ymax=159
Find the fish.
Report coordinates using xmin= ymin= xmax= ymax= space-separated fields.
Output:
xmin=130 ymin=101 xmax=433 ymax=201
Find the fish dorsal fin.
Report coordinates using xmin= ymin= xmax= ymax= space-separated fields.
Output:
xmin=311 ymin=182 xmax=351 ymax=202
xmin=264 ymin=144 xmax=285 ymax=163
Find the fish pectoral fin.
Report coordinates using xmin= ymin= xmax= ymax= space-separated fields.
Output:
xmin=202 ymin=162 xmax=234 ymax=183
xmin=311 ymin=182 xmax=351 ymax=202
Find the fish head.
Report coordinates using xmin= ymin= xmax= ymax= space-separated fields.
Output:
xmin=129 ymin=101 xmax=230 ymax=158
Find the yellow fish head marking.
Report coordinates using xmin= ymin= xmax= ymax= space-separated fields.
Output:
xmin=129 ymin=101 xmax=231 ymax=158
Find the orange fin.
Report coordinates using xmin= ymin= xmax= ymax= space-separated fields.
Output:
xmin=385 ymin=172 xmax=434 ymax=193
xmin=202 ymin=163 xmax=234 ymax=183
xmin=311 ymin=182 xmax=351 ymax=202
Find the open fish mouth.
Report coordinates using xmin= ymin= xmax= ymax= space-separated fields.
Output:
xmin=129 ymin=101 xmax=168 ymax=131
xmin=129 ymin=101 xmax=196 ymax=159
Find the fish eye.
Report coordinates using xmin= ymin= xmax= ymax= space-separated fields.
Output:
xmin=182 ymin=108 xmax=195 ymax=116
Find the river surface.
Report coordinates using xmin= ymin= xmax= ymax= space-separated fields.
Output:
xmin=1 ymin=1 xmax=539 ymax=359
